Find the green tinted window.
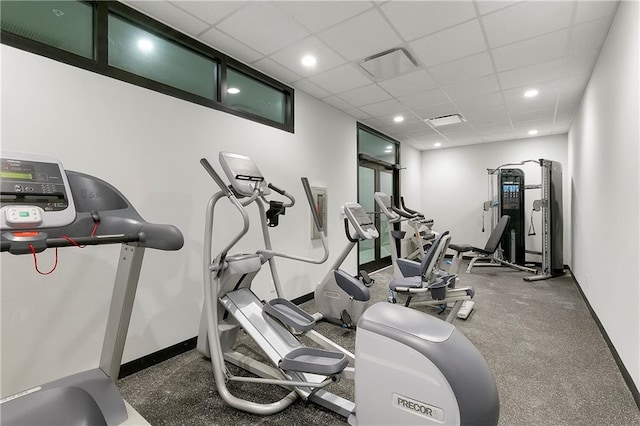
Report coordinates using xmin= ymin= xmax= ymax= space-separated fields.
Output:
xmin=0 ymin=0 xmax=93 ymax=58
xmin=358 ymin=128 xmax=397 ymax=163
xmin=108 ymin=14 xmax=216 ymax=99
xmin=226 ymin=68 xmax=286 ymax=124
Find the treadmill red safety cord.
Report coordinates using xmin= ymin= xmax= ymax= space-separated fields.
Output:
xmin=28 ymin=219 xmax=100 ymax=275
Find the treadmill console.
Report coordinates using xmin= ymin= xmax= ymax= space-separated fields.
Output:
xmin=343 ymin=202 xmax=378 ymax=240
xmin=1 ymin=151 xmax=76 ymax=229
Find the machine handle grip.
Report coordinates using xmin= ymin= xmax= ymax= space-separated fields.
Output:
xmin=200 ymin=158 xmax=232 ymax=196
xmin=344 ymin=218 xmax=359 ymax=243
xmin=301 ymin=177 xmax=323 ymax=233
xmin=267 ymin=183 xmax=285 ymax=195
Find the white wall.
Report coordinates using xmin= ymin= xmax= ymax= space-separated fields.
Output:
xmin=420 ymin=135 xmax=569 ymax=262
xmin=568 ymin=0 xmax=639 ymax=389
xmin=0 ymin=45 xmax=359 ymax=396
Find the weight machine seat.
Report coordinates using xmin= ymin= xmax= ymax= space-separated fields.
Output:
xmin=450 ymin=215 xmax=511 ymax=256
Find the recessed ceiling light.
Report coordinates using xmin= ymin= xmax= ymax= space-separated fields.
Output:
xmin=227 ymin=87 xmax=240 ymax=94
xmin=524 ymin=89 xmax=539 ymax=98
xmin=137 ymin=38 xmax=153 ymax=53
xmin=301 ymin=55 xmax=317 ymax=67
xmin=528 ymin=129 xmax=538 ymax=135
xmin=434 ymin=142 xmax=442 ymax=147
xmin=393 ymin=115 xmax=404 ymax=123
xmin=384 ymin=149 xmax=392 ymax=153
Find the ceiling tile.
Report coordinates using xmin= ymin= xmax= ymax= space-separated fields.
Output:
xmin=476 ymin=1 xmax=523 ymax=16
xmin=124 ymin=1 xmax=209 ymax=36
xmin=171 ymin=1 xmax=247 ymax=26
xmin=322 ymin=95 xmax=355 ymax=111
xmin=345 ymin=107 xmax=372 ymax=121
xmin=503 ymin=79 xmax=560 ymax=111
xmin=441 ymin=74 xmax=500 ymax=101
xmin=269 ymin=36 xmax=346 ymax=77
xmin=216 ymin=2 xmax=309 ymax=55
xmin=318 ymin=10 xmax=402 ymax=61
xmin=512 ymin=119 xmax=554 ymax=135
xmin=569 ymin=17 xmax=615 ymax=54
xmin=380 ymin=1 xmax=477 ymax=42
xmin=492 ymin=29 xmax=569 ymax=72
xmin=199 ymin=26 xmax=263 ymax=63
xmin=557 ymin=73 xmax=591 ymax=106
xmin=294 ymin=79 xmax=332 ymax=99
xmin=462 ymin=105 xmax=511 ymax=128
xmin=562 ymin=50 xmax=600 ymax=77
xmin=337 ymin=84 xmax=392 ymax=107
xmin=482 ymin=1 xmax=573 ymax=48
xmin=377 ymin=70 xmax=438 ymax=98
xmin=359 ymin=99 xmax=404 ymax=117
xmin=307 ymin=64 xmax=371 ymax=94
xmin=574 ymin=1 xmax=619 ymax=24
xmin=251 ymin=58 xmax=301 ymax=84
xmin=497 ymin=57 xmax=565 ymax=90
xmin=398 ymin=88 xmax=451 ymax=110
xmin=410 ymin=19 xmax=488 ymax=67
xmin=276 ymin=1 xmax=373 ymax=32
xmin=428 ymin=52 xmax=494 ymax=85
xmin=510 ymin=108 xmax=555 ymax=124
xmin=555 ymin=104 xmax=578 ymax=123
xmin=455 ymin=91 xmax=506 ymax=111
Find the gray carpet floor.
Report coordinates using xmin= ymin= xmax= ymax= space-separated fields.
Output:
xmin=118 ymin=262 xmax=640 ymax=425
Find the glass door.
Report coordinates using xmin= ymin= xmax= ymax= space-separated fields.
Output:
xmin=357 ymin=124 xmax=400 ymax=272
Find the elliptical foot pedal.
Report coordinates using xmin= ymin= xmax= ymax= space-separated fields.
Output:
xmin=279 ymin=347 xmax=348 ymax=376
xmin=359 ymin=270 xmax=374 ymax=287
xmin=340 ymin=310 xmax=353 ymax=328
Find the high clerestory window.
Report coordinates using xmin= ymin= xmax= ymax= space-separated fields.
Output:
xmin=0 ymin=0 xmax=294 ymax=132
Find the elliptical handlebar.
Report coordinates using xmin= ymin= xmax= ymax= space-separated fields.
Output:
xmin=200 ymin=158 xmax=233 ymax=197
xmin=266 ymin=183 xmax=295 ymax=208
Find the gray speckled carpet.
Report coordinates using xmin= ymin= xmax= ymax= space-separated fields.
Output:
xmin=118 ymin=262 xmax=639 ymax=425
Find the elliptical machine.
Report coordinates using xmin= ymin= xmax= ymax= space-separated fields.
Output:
xmin=313 ymin=202 xmax=378 ymax=328
xmin=196 ymin=152 xmax=499 ymax=425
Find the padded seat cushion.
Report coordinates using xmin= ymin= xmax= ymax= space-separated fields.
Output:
xmin=389 ymin=276 xmax=422 ymax=290
xmin=449 ymin=243 xmax=473 ymax=253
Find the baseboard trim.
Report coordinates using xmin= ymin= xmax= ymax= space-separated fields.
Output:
xmin=119 ymin=337 xmax=197 ymax=379
xmin=291 ymin=292 xmax=314 ymax=305
xmin=569 ymin=269 xmax=640 ymax=410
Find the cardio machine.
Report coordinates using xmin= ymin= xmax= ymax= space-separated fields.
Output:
xmin=313 ymin=201 xmax=378 ymax=328
xmin=196 ymin=152 xmax=499 ymax=425
xmin=375 ymin=191 xmax=476 ymax=321
xmin=0 ymin=151 xmax=183 ymax=426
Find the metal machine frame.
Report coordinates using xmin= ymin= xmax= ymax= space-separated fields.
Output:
xmin=482 ymin=159 xmax=564 ymax=281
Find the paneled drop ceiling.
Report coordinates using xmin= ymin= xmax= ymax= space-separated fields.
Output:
xmin=121 ymin=0 xmax=620 ymax=150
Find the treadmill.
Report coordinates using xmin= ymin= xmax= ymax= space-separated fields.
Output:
xmin=0 ymin=151 xmax=184 ymax=425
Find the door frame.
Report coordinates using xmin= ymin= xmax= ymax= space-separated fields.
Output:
xmin=356 ymin=124 xmax=401 ymax=273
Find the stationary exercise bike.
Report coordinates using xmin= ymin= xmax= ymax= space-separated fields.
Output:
xmin=313 ymin=202 xmax=378 ymax=328
xmin=196 ymin=152 xmax=499 ymax=425
xmin=375 ymin=191 xmax=476 ymax=321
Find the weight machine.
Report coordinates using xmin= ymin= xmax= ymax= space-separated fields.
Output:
xmin=482 ymin=159 xmax=564 ymax=281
